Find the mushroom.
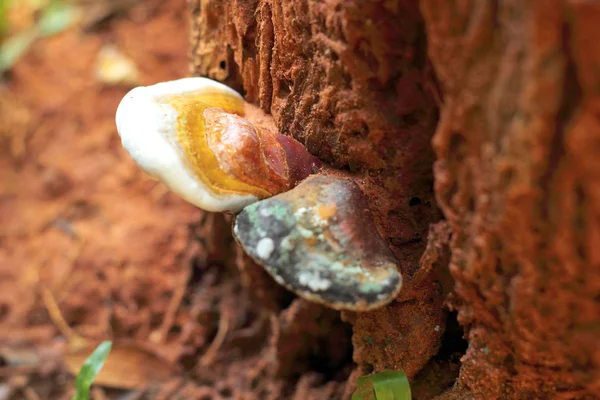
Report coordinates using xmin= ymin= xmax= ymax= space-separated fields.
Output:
xmin=115 ymin=78 xmax=403 ymax=311
xmin=233 ymin=174 xmax=403 ymax=311
xmin=115 ymin=77 xmax=321 ymax=213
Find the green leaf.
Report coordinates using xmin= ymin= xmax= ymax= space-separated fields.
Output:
xmin=352 ymin=370 xmax=411 ymax=400
xmin=72 ymin=341 xmax=112 ymax=400
xmin=38 ymin=0 xmax=76 ymax=37
xmin=0 ymin=27 xmax=38 ymax=73
xmin=0 ymin=0 xmax=9 ymax=38
xmin=0 ymin=0 xmax=77 ymax=74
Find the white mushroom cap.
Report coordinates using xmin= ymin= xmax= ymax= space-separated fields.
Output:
xmin=115 ymin=77 xmax=258 ymax=212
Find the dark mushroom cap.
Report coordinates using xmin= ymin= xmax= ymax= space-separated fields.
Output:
xmin=233 ymin=174 xmax=402 ymax=311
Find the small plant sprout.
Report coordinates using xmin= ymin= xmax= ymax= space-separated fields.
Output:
xmin=72 ymin=341 xmax=112 ymax=400
xmin=352 ymin=370 xmax=411 ymax=400
xmin=233 ymin=175 xmax=403 ymax=311
xmin=115 ymin=77 xmax=321 ymax=213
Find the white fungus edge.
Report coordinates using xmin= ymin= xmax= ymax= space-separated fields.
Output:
xmin=115 ymin=77 xmax=257 ymax=212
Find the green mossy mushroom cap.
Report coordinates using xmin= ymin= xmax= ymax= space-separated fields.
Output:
xmin=233 ymin=174 xmax=403 ymax=311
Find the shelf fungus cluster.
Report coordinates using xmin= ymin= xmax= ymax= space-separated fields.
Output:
xmin=233 ymin=175 xmax=403 ymax=311
xmin=115 ymin=77 xmax=321 ymax=213
xmin=116 ymin=77 xmax=402 ymax=311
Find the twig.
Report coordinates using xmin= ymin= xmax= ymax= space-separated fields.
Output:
xmin=198 ymin=300 xmax=232 ymax=366
xmin=152 ymin=261 xmax=191 ymax=344
xmin=39 ymin=285 xmax=88 ymax=350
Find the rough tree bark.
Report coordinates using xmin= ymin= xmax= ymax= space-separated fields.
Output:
xmin=422 ymin=1 xmax=600 ymax=398
xmin=190 ymin=0 xmax=600 ymax=399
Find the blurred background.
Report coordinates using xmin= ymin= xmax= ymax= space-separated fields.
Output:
xmin=0 ymin=0 xmax=224 ymax=397
xmin=0 ymin=1 xmax=356 ymax=398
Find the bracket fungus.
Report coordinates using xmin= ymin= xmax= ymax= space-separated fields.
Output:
xmin=115 ymin=77 xmax=321 ymax=213
xmin=233 ymin=175 xmax=403 ymax=311
xmin=115 ymin=77 xmax=402 ymax=311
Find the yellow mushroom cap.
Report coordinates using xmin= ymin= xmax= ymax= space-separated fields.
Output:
xmin=115 ymin=77 xmax=259 ymax=212
xmin=116 ymin=77 xmax=322 ymax=213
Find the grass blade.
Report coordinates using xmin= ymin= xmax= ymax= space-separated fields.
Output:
xmin=0 ymin=0 xmax=9 ymax=38
xmin=72 ymin=341 xmax=112 ymax=400
xmin=352 ymin=370 xmax=411 ymax=400
xmin=0 ymin=28 xmax=38 ymax=73
xmin=38 ymin=0 xmax=77 ymax=37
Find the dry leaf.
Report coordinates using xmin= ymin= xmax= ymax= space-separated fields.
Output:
xmin=94 ymin=44 xmax=140 ymax=86
xmin=63 ymin=341 xmax=178 ymax=390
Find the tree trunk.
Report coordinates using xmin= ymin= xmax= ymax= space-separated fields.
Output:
xmin=190 ymin=0 xmax=600 ymax=398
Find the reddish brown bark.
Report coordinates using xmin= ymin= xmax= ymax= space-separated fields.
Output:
xmin=191 ymin=0 xmax=600 ymax=398
xmin=190 ymin=0 xmax=445 ymax=385
xmin=422 ymin=1 xmax=600 ymax=398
